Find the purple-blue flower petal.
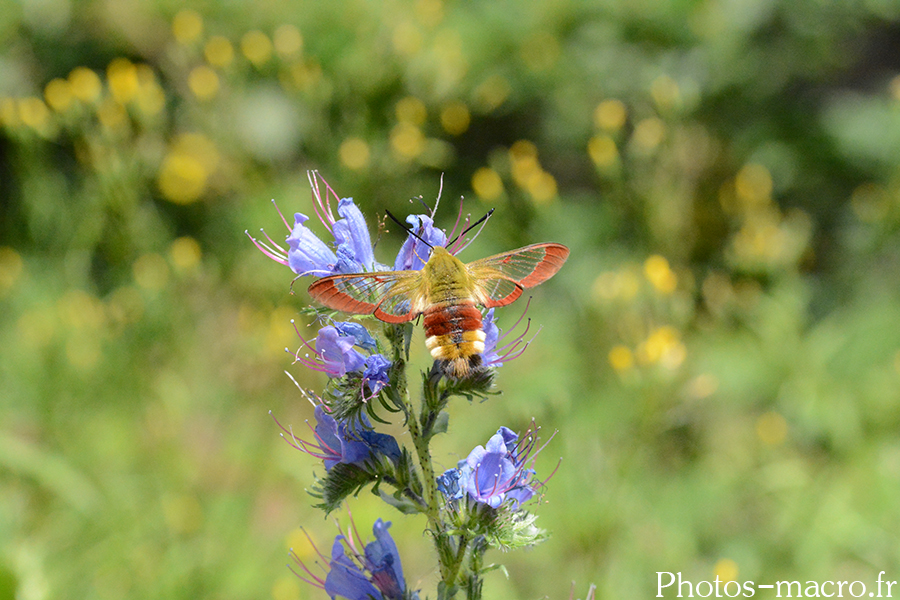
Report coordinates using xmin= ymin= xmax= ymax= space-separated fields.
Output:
xmin=482 ymin=308 xmax=502 ymax=365
xmin=363 ymin=354 xmax=391 ymax=394
xmin=365 ymin=519 xmax=406 ymax=600
xmin=333 ymin=322 xmax=378 ymax=351
xmin=393 ymin=214 xmax=447 ymax=271
xmin=333 ymin=198 xmax=376 ymax=272
xmin=286 ymin=213 xmax=338 ymax=276
xmin=324 ymin=537 xmax=383 ymax=600
xmin=316 ymin=326 xmax=366 ymax=377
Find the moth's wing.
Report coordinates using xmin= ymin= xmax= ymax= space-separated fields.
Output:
xmin=466 ymin=242 xmax=569 ymax=308
xmin=307 ymin=270 xmax=426 ymax=323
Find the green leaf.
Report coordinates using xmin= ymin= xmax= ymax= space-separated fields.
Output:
xmin=311 ymin=463 xmax=378 ymax=515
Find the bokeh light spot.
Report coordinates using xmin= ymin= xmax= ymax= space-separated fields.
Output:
xmin=339 ymin=137 xmax=370 ymax=170
xmin=588 ymin=135 xmax=618 ymax=168
xmin=757 ymin=412 xmax=788 ymax=446
xmin=714 ymin=558 xmax=739 ymax=582
xmin=172 ymin=9 xmax=203 ymax=44
xmin=205 ymin=36 xmax=234 ymax=67
xmin=68 ymin=66 xmax=102 ymax=103
xmin=608 ymin=345 xmax=635 ymax=372
xmin=594 ymin=99 xmax=627 ymax=131
xmin=188 ymin=66 xmax=220 ymax=100
xmin=44 ymin=78 xmax=73 ymax=111
xmin=632 ymin=117 xmax=666 ymax=151
xmin=273 ymin=24 xmax=303 ymax=57
xmin=471 ymin=167 xmax=503 ymax=201
xmin=133 ymin=254 xmax=170 ymax=291
xmin=242 ymin=30 xmax=273 ymax=66
xmin=735 ymin=163 xmax=773 ymax=206
xmin=390 ymin=122 xmax=425 ymax=159
xmin=644 ymin=255 xmax=677 ymax=294
xmin=440 ymin=101 xmax=470 ymax=135
xmin=170 ymin=237 xmax=202 ymax=272
xmin=396 ymin=96 xmax=427 ymax=125
xmin=107 ymin=58 xmax=139 ymax=104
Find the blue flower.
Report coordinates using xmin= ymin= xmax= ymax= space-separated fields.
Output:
xmin=290 ymin=518 xmax=418 ymax=600
xmin=316 ymin=326 xmax=367 ymax=378
xmin=274 ymin=404 xmax=401 ymax=472
xmin=439 ymin=425 xmax=550 ymax=509
xmin=363 ymin=354 xmax=392 ymax=395
xmin=481 ymin=308 xmax=502 ymax=366
xmin=333 ymin=321 xmax=378 ymax=351
xmin=333 ymin=198 xmax=377 ymax=273
xmin=393 ymin=214 xmax=448 ymax=271
xmin=249 ymin=172 xmax=384 ymax=277
xmin=286 ymin=212 xmax=340 ymax=276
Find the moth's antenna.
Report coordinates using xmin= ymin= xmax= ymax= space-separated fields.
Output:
xmin=448 ymin=208 xmax=494 ymax=249
xmin=385 ymin=209 xmax=434 ymax=249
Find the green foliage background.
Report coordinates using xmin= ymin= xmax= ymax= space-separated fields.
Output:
xmin=2 ymin=0 xmax=900 ymax=598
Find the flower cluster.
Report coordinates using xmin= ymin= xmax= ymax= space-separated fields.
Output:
xmin=291 ymin=518 xmax=419 ymax=600
xmin=437 ymin=425 xmax=551 ymax=510
xmin=290 ymin=320 xmax=392 ymax=398
xmin=274 ymin=403 xmax=401 ymax=472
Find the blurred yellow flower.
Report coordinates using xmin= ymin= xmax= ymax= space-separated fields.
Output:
xmin=44 ymin=78 xmax=73 ymax=111
xmin=273 ymin=24 xmax=303 ymax=57
xmin=735 ymin=163 xmax=772 ymax=207
xmin=396 ymin=96 xmax=427 ymax=125
xmin=188 ymin=65 xmax=220 ymax=100
xmin=390 ymin=122 xmax=425 ymax=160
xmin=172 ymin=9 xmax=203 ymax=44
xmin=68 ymin=66 xmax=102 ymax=103
xmin=594 ymin=99 xmax=627 ymax=131
xmin=170 ymin=237 xmax=202 ymax=272
xmin=205 ymin=36 xmax=235 ymax=67
xmin=471 ymin=167 xmax=503 ymax=201
xmin=0 ymin=247 xmax=23 ymax=296
xmin=339 ymin=137 xmax=371 ymax=170
xmin=242 ymin=30 xmax=273 ymax=66
xmin=107 ymin=58 xmax=139 ymax=104
xmin=440 ymin=101 xmax=470 ymax=135
xmin=157 ymin=133 xmax=219 ymax=204
xmin=588 ymin=135 xmax=618 ymax=168
xmin=608 ymin=345 xmax=634 ymax=372
xmin=632 ymin=117 xmax=665 ymax=151
xmin=714 ymin=558 xmax=739 ymax=582
xmin=643 ymin=255 xmax=677 ymax=294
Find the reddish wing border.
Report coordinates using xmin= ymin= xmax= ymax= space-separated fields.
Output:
xmin=467 ymin=242 xmax=568 ymax=307
xmin=307 ymin=271 xmax=423 ymax=323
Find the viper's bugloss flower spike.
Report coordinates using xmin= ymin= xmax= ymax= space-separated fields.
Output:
xmin=273 ymin=404 xmax=401 ymax=472
xmin=290 ymin=518 xmax=418 ymax=600
xmin=438 ymin=422 xmax=556 ymax=509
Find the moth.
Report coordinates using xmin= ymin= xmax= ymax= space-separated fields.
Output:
xmin=308 ymin=228 xmax=569 ymax=378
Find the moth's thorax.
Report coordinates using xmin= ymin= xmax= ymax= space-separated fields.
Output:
xmin=422 ymin=247 xmax=473 ymax=304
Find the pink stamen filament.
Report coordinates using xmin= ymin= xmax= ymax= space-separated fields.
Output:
xmin=308 ymin=170 xmax=336 ymax=231
xmin=288 ymin=548 xmax=326 ymax=588
xmin=450 ymin=211 xmax=490 ymax=255
xmin=271 ymin=198 xmax=292 ymax=231
xmin=446 ymin=196 xmax=465 ymax=243
xmin=245 ymin=230 xmax=289 ymax=265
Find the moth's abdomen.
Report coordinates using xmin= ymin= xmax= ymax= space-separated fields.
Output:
xmin=423 ymin=301 xmax=485 ymax=377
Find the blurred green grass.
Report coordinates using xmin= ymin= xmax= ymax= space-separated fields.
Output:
xmin=2 ymin=0 xmax=900 ymax=598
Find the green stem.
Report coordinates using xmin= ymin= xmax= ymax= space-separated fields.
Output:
xmin=386 ymin=325 xmax=458 ymax=590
